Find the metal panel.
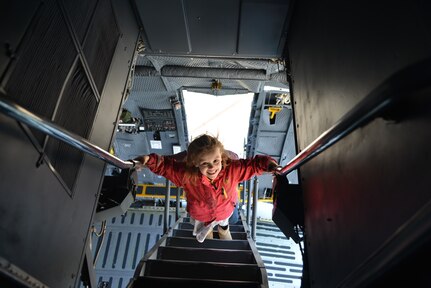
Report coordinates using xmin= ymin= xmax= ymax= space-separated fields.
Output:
xmin=0 ymin=115 xmax=85 ymax=288
xmin=258 ymin=108 xmax=291 ymax=132
xmin=256 ymin=220 xmax=303 ymax=288
xmin=83 ymin=0 xmax=120 ymax=94
xmin=133 ymin=0 xmax=291 ymax=58
xmin=130 ymin=76 xmax=167 ymax=92
xmin=238 ymin=0 xmax=289 ymax=57
xmin=0 ymin=1 xmax=140 ymax=287
xmin=63 ymin=0 xmax=98 ymax=43
xmin=4 ymin=0 xmax=76 ymax=126
xmin=90 ymin=208 xmax=177 ymax=287
xmin=288 ymin=0 xmax=431 ymax=286
xmin=169 ymin=77 xmax=261 ymax=93
xmin=0 ymin=0 xmax=40 ymax=79
xmin=184 ymin=0 xmax=240 ymax=55
xmin=145 ymin=55 xmax=285 ymax=72
xmin=280 ymin=120 xmax=298 ymax=184
xmin=255 ymin=131 xmax=285 ymax=156
xmin=128 ymin=90 xmax=172 ymax=109
xmin=134 ymin=0 xmax=190 ymax=53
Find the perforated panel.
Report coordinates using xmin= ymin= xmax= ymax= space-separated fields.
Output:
xmin=4 ymin=0 xmax=76 ymax=131
xmin=145 ymin=55 xmax=284 ymax=72
xmin=83 ymin=0 xmax=120 ymax=95
xmin=131 ymin=76 xmax=167 ymax=92
xmin=167 ymin=77 xmax=262 ymax=93
xmin=256 ymin=220 xmax=303 ymax=288
xmin=45 ymin=61 xmax=99 ymax=192
xmin=63 ymin=0 xmax=98 ymax=43
xmin=90 ymin=208 xmax=177 ymax=288
xmin=0 ymin=1 xmax=40 ymax=78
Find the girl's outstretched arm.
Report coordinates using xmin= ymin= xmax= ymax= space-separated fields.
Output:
xmin=131 ymin=155 xmax=150 ymax=171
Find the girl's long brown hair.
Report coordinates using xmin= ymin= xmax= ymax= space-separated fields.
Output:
xmin=183 ymin=134 xmax=230 ymax=184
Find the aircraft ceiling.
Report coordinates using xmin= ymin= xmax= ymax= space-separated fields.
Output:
xmin=112 ymin=0 xmax=298 ymax=187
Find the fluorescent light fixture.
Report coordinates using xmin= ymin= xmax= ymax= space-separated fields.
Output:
xmin=263 ymin=85 xmax=290 ymax=92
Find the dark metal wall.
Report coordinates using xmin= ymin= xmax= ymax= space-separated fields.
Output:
xmin=287 ymin=0 xmax=431 ymax=287
xmin=0 ymin=0 xmax=139 ymax=286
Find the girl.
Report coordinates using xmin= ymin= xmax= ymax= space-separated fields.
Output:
xmin=133 ymin=134 xmax=279 ymax=242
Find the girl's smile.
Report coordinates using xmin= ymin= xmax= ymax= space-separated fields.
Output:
xmin=197 ymin=148 xmax=222 ymax=179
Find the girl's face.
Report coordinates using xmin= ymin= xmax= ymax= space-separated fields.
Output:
xmin=197 ymin=148 xmax=222 ymax=180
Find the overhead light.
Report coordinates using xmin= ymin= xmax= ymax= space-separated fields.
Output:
xmin=263 ymin=85 xmax=289 ymax=92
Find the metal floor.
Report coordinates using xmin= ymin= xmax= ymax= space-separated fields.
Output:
xmin=88 ymin=206 xmax=303 ymax=288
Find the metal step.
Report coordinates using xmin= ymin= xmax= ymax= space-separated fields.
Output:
xmin=178 ymin=222 xmax=246 ymax=232
xmin=184 ymin=216 xmax=244 ymax=224
xmin=127 ymin=212 xmax=268 ymax=288
xmin=133 ymin=275 xmax=262 ymax=288
xmin=166 ymin=236 xmax=251 ymax=250
xmin=144 ymin=259 xmax=262 ymax=281
xmin=157 ymin=246 xmax=256 ymax=264
xmin=182 ymin=216 xmax=242 ymax=225
xmin=172 ymin=228 xmax=248 ymax=240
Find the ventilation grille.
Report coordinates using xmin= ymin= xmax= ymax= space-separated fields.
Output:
xmin=83 ymin=0 xmax=120 ymax=95
xmin=45 ymin=62 xmax=99 ymax=192
xmin=3 ymin=0 xmax=121 ymax=194
xmin=54 ymin=63 xmax=98 ymax=138
xmin=5 ymin=0 xmax=76 ymax=144
xmin=63 ymin=0 xmax=98 ymax=43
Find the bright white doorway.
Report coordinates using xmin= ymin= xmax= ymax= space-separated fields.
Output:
xmin=182 ymin=91 xmax=254 ymax=158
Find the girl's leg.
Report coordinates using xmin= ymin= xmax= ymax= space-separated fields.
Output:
xmin=217 ymin=224 xmax=232 ymax=240
xmin=205 ymin=230 xmax=213 ymax=239
xmin=195 ymin=220 xmax=216 ymax=243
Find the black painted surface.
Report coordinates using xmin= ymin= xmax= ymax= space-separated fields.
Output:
xmin=287 ymin=0 xmax=431 ymax=286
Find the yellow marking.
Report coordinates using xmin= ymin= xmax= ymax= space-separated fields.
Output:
xmin=136 ymin=183 xmax=186 ymax=200
xmin=268 ymin=106 xmax=283 ymax=119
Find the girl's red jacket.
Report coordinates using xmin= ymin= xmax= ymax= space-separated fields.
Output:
xmin=145 ymin=153 xmax=275 ymax=222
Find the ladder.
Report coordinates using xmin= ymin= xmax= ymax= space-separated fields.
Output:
xmin=127 ymin=212 xmax=268 ymax=288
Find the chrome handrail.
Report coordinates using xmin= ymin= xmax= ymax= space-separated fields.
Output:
xmin=280 ymin=58 xmax=431 ymax=176
xmin=0 ymin=94 xmax=133 ymax=169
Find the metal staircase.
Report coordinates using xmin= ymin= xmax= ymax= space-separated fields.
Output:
xmin=128 ymin=213 xmax=268 ymax=288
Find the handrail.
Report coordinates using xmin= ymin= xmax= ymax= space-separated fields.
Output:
xmin=279 ymin=58 xmax=431 ymax=176
xmin=0 ymin=93 xmax=133 ymax=169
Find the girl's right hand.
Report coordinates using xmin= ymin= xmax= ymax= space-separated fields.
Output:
xmin=132 ymin=155 xmax=149 ymax=171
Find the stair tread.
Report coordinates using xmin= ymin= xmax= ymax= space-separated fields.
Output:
xmin=158 ymin=245 xmax=254 ymax=253
xmin=173 ymin=229 xmax=248 ymax=240
xmin=166 ymin=236 xmax=251 ymax=250
xmin=157 ymin=246 xmax=256 ymax=264
xmin=134 ymin=275 xmax=261 ymax=288
xmin=144 ymin=259 xmax=261 ymax=281
xmin=182 ymin=217 xmax=241 ymax=225
xmin=149 ymin=258 xmax=258 ymax=266
xmin=178 ymin=222 xmax=245 ymax=232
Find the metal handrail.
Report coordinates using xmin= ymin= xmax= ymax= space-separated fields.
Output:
xmin=0 ymin=93 xmax=133 ymax=169
xmin=280 ymin=58 xmax=431 ymax=176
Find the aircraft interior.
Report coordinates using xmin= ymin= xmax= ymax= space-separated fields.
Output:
xmin=1 ymin=0 xmax=430 ymax=287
